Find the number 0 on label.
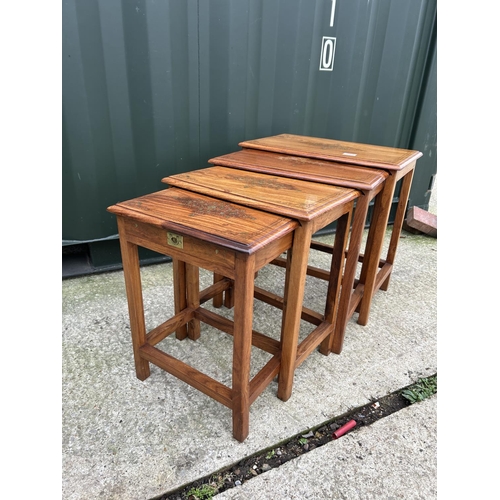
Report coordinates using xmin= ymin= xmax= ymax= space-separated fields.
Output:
xmin=319 ymin=37 xmax=336 ymax=71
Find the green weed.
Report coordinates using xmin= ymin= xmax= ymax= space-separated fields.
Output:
xmin=186 ymin=484 xmax=218 ymax=500
xmin=402 ymin=375 xmax=437 ymax=404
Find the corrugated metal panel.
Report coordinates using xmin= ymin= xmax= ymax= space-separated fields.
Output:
xmin=62 ymin=0 xmax=437 ymax=271
xmin=408 ymin=15 xmax=437 ymax=209
xmin=197 ymin=0 xmax=436 ymax=157
xmin=62 ymin=0 xmax=200 ymax=243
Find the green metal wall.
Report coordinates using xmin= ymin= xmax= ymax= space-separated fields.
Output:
xmin=62 ymin=0 xmax=437 ymax=276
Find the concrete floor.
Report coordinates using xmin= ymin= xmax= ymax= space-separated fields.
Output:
xmin=62 ymin=184 xmax=437 ymax=499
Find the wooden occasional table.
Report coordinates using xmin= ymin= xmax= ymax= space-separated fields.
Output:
xmin=237 ymin=134 xmax=423 ymax=332
xmin=107 ymin=187 xmax=298 ymax=442
xmin=207 ymin=149 xmax=387 ymax=354
xmin=162 ymin=167 xmax=359 ymax=400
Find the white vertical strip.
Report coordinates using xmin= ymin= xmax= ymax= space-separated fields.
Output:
xmin=330 ymin=0 xmax=337 ymax=27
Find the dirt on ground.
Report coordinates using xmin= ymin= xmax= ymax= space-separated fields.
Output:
xmin=158 ymin=387 xmax=414 ymax=500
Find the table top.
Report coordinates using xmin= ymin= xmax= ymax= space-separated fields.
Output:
xmin=107 ymin=187 xmax=297 ymax=254
xmin=209 ymin=149 xmax=387 ymax=192
xmin=162 ymin=166 xmax=359 ymax=222
xmin=239 ymin=134 xmax=423 ymax=171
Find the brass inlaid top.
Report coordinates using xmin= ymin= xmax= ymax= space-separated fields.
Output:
xmin=107 ymin=188 xmax=297 ymax=254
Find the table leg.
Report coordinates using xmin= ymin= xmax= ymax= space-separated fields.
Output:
xmin=277 ymin=223 xmax=313 ymax=402
xmin=320 ymin=207 xmax=355 ymax=355
xmin=173 ymin=259 xmax=188 ymax=340
xmin=231 ymin=252 xmax=255 ymax=442
xmin=379 ymin=169 xmax=414 ymax=291
xmin=212 ymin=273 xmax=224 ymax=308
xmin=224 ymin=281 xmax=235 ymax=309
xmin=356 ymin=176 xmax=396 ymax=326
xmin=117 ymin=218 xmax=150 ymax=381
xmin=329 ymin=195 xmax=370 ymax=354
xmin=186 ymin=263 xmax=201 ymax=340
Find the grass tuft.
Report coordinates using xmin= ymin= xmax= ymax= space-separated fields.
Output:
xmin=401 ymin=375 xmax=437 ymax=404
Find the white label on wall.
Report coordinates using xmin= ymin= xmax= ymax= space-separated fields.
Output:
xmin=319 ymin=36 xmax=336 ymax=71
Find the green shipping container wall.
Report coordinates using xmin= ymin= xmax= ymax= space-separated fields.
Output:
xmin=62 ymin=0 xmax=437 ymax=277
